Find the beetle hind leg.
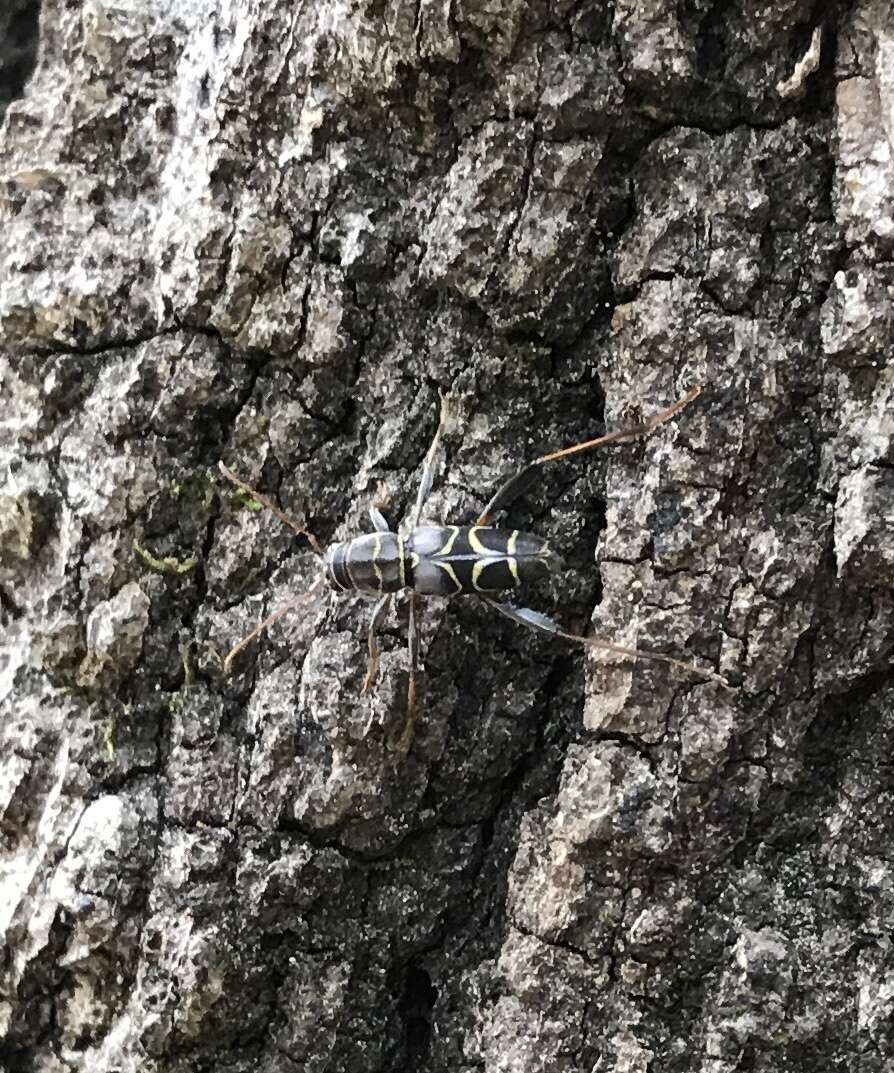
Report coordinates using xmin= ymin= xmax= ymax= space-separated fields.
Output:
xmin=482 ymin=597 xmax=728 ymax=686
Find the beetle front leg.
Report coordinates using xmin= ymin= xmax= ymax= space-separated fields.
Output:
xmin=409 ymin=393 xmax=449 ymax=530
xmin=219 ymin=462 xmax=323 ymax=556
xmin=361 ymin=594 xmax=393 ymax=694
xmin=369 ymin=506 xmax=391 ymax=533
xmin=395 ymin=592 xmax=421 ymax=753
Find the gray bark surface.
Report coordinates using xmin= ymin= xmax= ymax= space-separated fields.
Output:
xmin=1 ymin=2 xmax=892 ymax=1071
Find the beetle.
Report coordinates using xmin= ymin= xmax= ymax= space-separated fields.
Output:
xmin=219 ymin=385 xmax=727 ymax=750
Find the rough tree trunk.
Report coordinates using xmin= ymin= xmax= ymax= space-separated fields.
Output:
xmin=1 ymin=2 xmax=892 ymax=1071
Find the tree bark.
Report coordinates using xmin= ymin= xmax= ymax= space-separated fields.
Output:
xmin=1 ymin=1 xmax=892 ymax=1071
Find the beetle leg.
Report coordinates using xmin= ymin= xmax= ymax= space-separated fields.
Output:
xmin=482 ymin=597 xmax=729 ymax=685
xmin=369 ymin=506 xmax=391 ymax=533
xmin=475 ymin=386 xmax=701 ymax=525
xmin=223 ymin=577 xmax=324 ymax=674
xmin=219 ymin=462 xmax=324 ymax=556
xmin=409 ymin=393 xmax=450 ymax=531
xmin=362 ymin=594 xmax=393 ymax=694
xmin=395 ymin=592 xmax=421 ymax=752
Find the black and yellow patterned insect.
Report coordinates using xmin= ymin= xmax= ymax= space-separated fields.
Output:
xmin=220 ymin=386 xmax=725 ymax=750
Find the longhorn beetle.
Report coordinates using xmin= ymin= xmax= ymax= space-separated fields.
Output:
xmin=219 ymin=385 xmax=727 ymax=751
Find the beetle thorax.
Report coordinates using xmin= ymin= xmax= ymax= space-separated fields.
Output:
xmin=324 ymin=532 xmax=405 ymax=594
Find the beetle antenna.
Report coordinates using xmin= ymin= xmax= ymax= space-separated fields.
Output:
xmin=218 ymin=462 xmax=324 ymax=556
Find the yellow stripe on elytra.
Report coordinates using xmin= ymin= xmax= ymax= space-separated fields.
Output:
xmin=471 ymin=557 xmax=520 ymax=590
xmin=506 ymin=531 xmax=520 ymax=583
xmin=436 ymin=561 xmax=462 ymax=593
xmin=344 ymin=539 xmax=359 ymax=590
xmin=472 ymin=560 xmax=488 ymax=591
xmin=468 ymin=527 xmax=489 ymax=554
xmin=372 ymin=532 xmax=383 ymax=590
xmin=437 ymin=526 xmax=460 ymax=556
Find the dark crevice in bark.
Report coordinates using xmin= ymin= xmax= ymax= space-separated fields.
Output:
xmin=0 ymin=0 xmax=40 ymax=120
